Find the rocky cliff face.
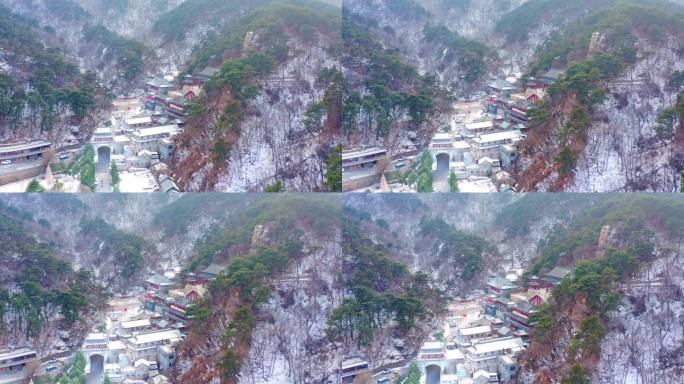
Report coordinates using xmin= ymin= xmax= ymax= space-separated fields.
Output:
xmin=211 ymin=235 xmax=343 ymax=384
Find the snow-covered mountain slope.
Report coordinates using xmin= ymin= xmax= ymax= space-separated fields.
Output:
xmin=3 ymin=194 xmax=684 ymax=383
xmin=0 ymin=0 xmax=164 ymax=91
xmin=512 ymin=1 xmax=684 ymax=192
xmin=343 ymin=194 xmax=684 ymax=384
xmin=169 ymin=1 xmax=342 ymax=192
xmin=595 ymin=248 xmax=684 ymax=384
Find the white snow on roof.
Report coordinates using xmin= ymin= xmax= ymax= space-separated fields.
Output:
xmin=125 ymin=117 xmax=152 ymax=126
xmin=86 ymin=333 xmax=107 ymax=341
xmin=445 ymin=349 xmax=465 ymax=361
xmin=341 ymin=357 xmax=368 ymax=369
xmin=342 ymin=147 xmax=386 ymax=160
xmin=121 ymin=319 xmax=151 ymax=329
xmin=134 ymin=125 xmax=180 ymax=137
xmin=468 ymin=337 xmax=524 ymax=355
xmin=459 ymin=325 xmax=492 ymax=336
xmin=114 ymin=135 xmax=131 ymax=143
xmin=473 ymin=130 xmax=523 ymax=144
xmin=465 ymin=121 xmax=494 ymax=130
xmin=421 ymin=341 xmax=444 ymax=351
xmin=108 ymin=340 xmax=126 ymax=350
xmin=433 ymin=132 xmax=452 ymax=140
xmin=131 ymin=329 xmax=181 ymax=345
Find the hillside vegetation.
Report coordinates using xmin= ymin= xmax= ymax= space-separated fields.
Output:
xmin=512 ymin=0 xmax=684 ymax=190
xmin=522 ymin=195 xmax=684 ymax=383
xmin=171 ymin=0 xmax=342 ymax=191
xmin=341 ymin=10 xmax=443 ymax=140
xmin=0 ymin=5 xmax=99 ymax=135
xmin=327 ymin=217 xmax=444 ymax=348
xmin=0 ymin=203 xmax=107 ymax=341
xmin=172 ymin=196 xmax=340 ymax=383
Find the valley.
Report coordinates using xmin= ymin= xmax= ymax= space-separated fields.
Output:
xmin=1 ymin=193 xmax=683 ymax=383
xmin=0 ymin=0 xmax=343 ymax=192
xmin=341 ymin=0 xmax=684 ymax=193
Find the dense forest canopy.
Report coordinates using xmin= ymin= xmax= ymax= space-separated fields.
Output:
xmin=79 ymin=216 xmax=153 ymax=280
xmin=0 ymin=203 xmax=106 ymax=339
xmin=0 ymin=5 xmax=98 ymax=132
xmin=82 ymin=25 xmax=149 ymax=81
xmin=327 ymin=216 xmax=444 ymax=348
xmin=341 ymin=10 xmax=442 ymax=138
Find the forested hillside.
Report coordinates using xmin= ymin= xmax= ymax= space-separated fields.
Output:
xmin=341 ymin=0 xmax=684 ymax=192
xmin=517 ymin=195 xmax=684 ymax=383
xmin=500 ymin=0 xmax=684 ymax=191
xmin=170 ymin=195 xmax=341 ymax=383
xmin=0 ymin=4 xmax=102 ymax=139
xmin=0 ymin=201 xmax=107 ymax=352
xmin=343 ymin=193 xmax=684 ymax=384
xmin=169 ymin=0 xmax=343 ymax=192
xmin=340 ymin=9 xmax=448 ymax=150
xmin=2 ymin=194 xmax=684 ymax=383
xmin=0 ymin=0 xmax=155 ymax=92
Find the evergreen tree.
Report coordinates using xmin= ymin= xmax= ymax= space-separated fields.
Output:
xmin=416 ymin=151 xmax=434 ymax=192
xmin=265 ymin=181 xmax=284 ymax=192
xmin=405 ymin=362 xmax=421 ymax=384
xmin=25 ymin=179 xmax=45 ymax=192
xmin=110 ymin=161 xmax=121 ymax=190
xmin=325 ymin=144 xmax=342 ymax=192
xmin=449 ymin=171 xmax=459 ymax=192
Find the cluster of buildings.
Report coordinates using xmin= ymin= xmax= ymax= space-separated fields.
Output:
xmin=405 ymin=313 xmax=526 ymax=384
xmin=409 ymin=266 xmax=571 ymax=384
xmin=77 ymin=263 xmax=226 ymax=384
xmin=88 ymin=66 xmax=226 ymax=192
xmin=339 ymin=68 xmax=564 ymax=193
xmin=0 ymin=347 xmax=38 ymax=384
xmin=339 ymin=266 xmax=573 ymax=384
xmin=483 ymin=267 xmax=571 ymax=333
xmin=0 ymin=141 xmax=51 ymax=165
xmin=428 ymin=68 xmax=564 ymax=191
xmin=0 ymin=265 xmax=229 ymax=384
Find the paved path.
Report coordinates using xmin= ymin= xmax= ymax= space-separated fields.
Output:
xmin=95 ymin=158 xmax=112 ymax=192
xmin=86 ymin=356 xmax=103 ymax=384
xmin=434 ymin=169 xmax=450 ymax=192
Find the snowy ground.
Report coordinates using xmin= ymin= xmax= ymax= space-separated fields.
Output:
xmin=119 ymin=169 xmax=159 ymax=192
xmin=458 ymin=177 xmax=497 ymax=193
xmin=0 ymin=174 xmax=81 ymax=192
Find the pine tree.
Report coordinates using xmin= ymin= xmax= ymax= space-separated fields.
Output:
xmin=26 ymin=179 xmax=45 ymax=192
xmin=405 ymin=362 xmax=421 ymax=384
xmin=110 ymin=161 xmax=121 ymax=190
xmin=449 ymin=171 xmax=459 ymax=192
xmin=324 ymin=144 xmax=342 ymax=192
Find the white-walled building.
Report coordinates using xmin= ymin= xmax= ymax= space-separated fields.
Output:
xmin=0 ymin=347 xmax=38 ymax=384
xmin=465 ymin=337 xmax=525 ymax=373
